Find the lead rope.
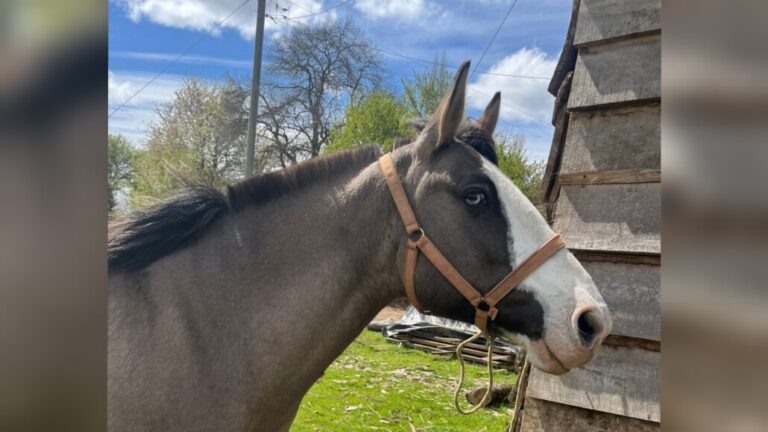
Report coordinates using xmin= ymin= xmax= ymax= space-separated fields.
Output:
xmin=453 ymin=329 xmax=495 ymax=414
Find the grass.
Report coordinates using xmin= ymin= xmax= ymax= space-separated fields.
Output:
xmin=292 ymin=330 xmax=517 ymax=431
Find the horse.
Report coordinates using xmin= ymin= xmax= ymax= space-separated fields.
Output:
xmin=108 ymin=61 xmax=611 ymax=431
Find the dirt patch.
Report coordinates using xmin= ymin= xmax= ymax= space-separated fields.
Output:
xmin=372 ymin=298 xmax=409 ymax=322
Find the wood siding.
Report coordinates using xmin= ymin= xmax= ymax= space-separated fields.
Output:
xmin=569 ymin=35 xmax=660 ymax=110
xmin=584 ymin=261 xmax=660 ymax=341
xmin=561 ymin=104 xmax=660 ymax=173
xmin=521 ymin=398 xmax=660 ymax=432
xmin=553 ymin=183 xmax=661 ymax=254
xmin=527 ymin=346 xmax=661 ymax=422
xmin=574 ymin=0 xmax=661 ymax=47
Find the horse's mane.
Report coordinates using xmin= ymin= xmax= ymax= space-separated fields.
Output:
xmin=108 ymin=144 xmax=382 ymax=272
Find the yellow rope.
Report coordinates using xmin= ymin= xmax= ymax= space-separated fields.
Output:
xmin=453 ymin=329 xmax=495 ymax=415
xmin=509 ymin=356 xmax=530 ymax=431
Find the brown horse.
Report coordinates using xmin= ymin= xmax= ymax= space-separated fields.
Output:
xmin=108 ymin=61 xmax=611 ymax=431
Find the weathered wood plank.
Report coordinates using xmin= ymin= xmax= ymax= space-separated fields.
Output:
xmin=520 ymin=398 xmax=660 ymax=432
xmin=574 ymin=0 xmax=661 ymax=47
xmin=604 ymin=335 xmax=660 ymax=352
xmin=539 ymin=71 xmax=573 ymax=206
xmin=569 ymin=35 xmax=660 ymax=110
xmin=573 ymin=250 xmax=660 ymax=266
xmin=561 ymin=104 xmax=660 ymax=173
xmin=560 ymin=169 xmax=660 ymax=186
xmin=554 ymin=183 xmax=660 ymax=254
xmin=584 ymin=261 xmax=660 ymax=341
xmin=549 ymin=0 xmax=581 ymax=96
xmin=526 ymin=346 xmax=660 ymax=422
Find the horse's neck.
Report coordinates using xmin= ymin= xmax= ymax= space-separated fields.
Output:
xmin=171 ymin=159 xmax=404 ymax=425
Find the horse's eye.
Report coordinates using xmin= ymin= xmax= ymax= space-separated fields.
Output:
xmin=464 ymin=190 xmax=486 ymax=207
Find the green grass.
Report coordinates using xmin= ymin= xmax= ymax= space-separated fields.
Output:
xmin=292 ymin=330 xmax=516 ymax=431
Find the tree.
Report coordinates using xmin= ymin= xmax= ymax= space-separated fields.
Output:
xmin=495 ymin=133 xmax=545 ymax=203
xmin=130 ymin=77 xmax=248 ymax=206
xmin=265 ymin=18 xmax=383 ymax=159
xmin=401 ymin=53 xmax=453 ymax=118
xmin=326 ymin=92 xmax=414 ymax=154
xmin=108 ymin=134 xmax=134 ymax=213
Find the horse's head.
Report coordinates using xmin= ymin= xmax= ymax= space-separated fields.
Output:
xmin=394 ymin=61 xmax=612 ymax=374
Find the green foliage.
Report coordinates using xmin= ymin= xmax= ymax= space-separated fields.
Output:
xmin=129 ymin=77 xmax=248 ymax=207
xmin=107 ymin=134 xmax=134 ymax=213
xmin=293 ymin=330 xmax=516 ymax=431
xmin=495 ymin=133 xmax=545 ymax=203
xmin=401 ymin=53 xmax=453 ymax=117
xmin=326 ymin=92 xmax=414 ymax=154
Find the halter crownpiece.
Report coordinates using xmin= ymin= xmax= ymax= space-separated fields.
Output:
xmin=379 ymin=153 xmax=565 ymax=335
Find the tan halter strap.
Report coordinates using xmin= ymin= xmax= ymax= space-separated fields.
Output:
xmin=379 ymin=153 xmax=565 ymax=335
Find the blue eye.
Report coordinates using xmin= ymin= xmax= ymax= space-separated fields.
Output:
xmin=464 ymin=190 xmax=486 ymax=206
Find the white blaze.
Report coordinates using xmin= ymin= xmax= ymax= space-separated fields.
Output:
xmin=481 ymin=158 xmax=610 ymax=373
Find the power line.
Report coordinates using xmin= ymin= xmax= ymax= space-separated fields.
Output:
xmin=471 ymin=0 xmax=519 ymax=78
xmin=108 ymin=0 xmax=252 ymax=119
xmin=374 ymin=46 xmax=548 ymax=80
xmin=288 ymin=0 xmax=353 ymax=19
xmin=278 ymin=15 xmax=548 ymax=80
xmin=276 ymin=14 xmax=550 ymax=125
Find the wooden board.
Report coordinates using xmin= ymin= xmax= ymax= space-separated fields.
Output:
xmin=548 ymin=0 xmax=581 ymax=96
xmin=568 ymin=35 xmax=660 ymax=110
xmin=574 ymin=0 xmax=661 ymax=47
xmin=561 ymin=104 xmax=660 ymax=173
xmin=539 ymin=71 xmax=573 ymax=205
xmin=553 ymin=183 xmax=660 ymax=254
xmin=583 ymin=261 xmax=660 ymax=341
xmin=520 ymin=398 xmax=660 ymax=432
xmin=526 ymin=345 xmax=660 ymax=422
xmin=560 ymin=169 xmax=660 ymax=186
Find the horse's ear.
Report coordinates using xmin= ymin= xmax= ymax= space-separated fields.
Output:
xmin=476 ymin=92 xmax=501 ymax=136
xmin=417 ymin=61 xmax=470 ymax=158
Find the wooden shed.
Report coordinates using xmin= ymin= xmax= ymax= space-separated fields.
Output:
xmin=517 ymin=0 xmax=661 ymax=430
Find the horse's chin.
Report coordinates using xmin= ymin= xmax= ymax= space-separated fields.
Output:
xmin=494 ymin=328 xmax=570 ymax=375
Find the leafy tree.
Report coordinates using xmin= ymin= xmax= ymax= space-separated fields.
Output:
xmin=401 ymin=53 xmax=453 ymax=118
xmin=326 ymin=92 xmax=414 ymax=154
xmin=265 ymin=18 xmax=383 ymax=159
xmin=495 ymin=133 xmax=545 ymax=203
xmin=129 ymin=77 xmax=248 ymax=207
xmin=107 ymin=134 xmax=134 ymax=213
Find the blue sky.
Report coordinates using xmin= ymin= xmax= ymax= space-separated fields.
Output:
xmin=108 ymin=0 xmax=572 ymax=161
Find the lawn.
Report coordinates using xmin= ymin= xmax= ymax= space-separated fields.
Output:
xmin=292 ymin=330 xmax=517 ymax=431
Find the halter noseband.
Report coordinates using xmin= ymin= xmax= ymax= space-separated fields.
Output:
xmin=379 ymin=153 xmax=565 ymax=335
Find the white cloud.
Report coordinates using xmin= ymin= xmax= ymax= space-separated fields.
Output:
xmin=467 ymin=47 xmax=557 ymax=124
xmin=353 ymin=0 xmax=433 ymax=20
xmin=112 ymin=51 xmax=252 ymax=68
xmin=108 ymin=70 xmax=186 ymax=145
xmin=114 ymin=0 xmax=326 ymax=39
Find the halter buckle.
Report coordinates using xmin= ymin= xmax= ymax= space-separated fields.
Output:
xmin=471 ymin=298 xmax=499 ymax=321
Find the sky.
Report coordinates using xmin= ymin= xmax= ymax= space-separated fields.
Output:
xmin=108 ymin=0 xmax=572 ymax=161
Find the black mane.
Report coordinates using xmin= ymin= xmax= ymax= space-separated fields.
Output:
xmin=108 ymin=145 xmax=381 ymax=272
xmin=457 ymin=124 xmax=498 ymax=165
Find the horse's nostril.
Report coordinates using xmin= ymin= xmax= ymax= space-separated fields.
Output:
xmin=576 ymin=310 xmax=602 ymax=348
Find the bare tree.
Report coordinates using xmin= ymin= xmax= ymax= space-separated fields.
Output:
xmin=265 ymin=18 xmax=383 ymax=159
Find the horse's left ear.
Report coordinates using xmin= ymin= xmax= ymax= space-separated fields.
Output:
xmin=416 ymin=61 xmax=470 ymax=158
xmin=476 ymin=92 xmax=501 ymax=136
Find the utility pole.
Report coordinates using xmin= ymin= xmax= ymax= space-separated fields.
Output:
xmin=244 ymin=0 xmax=267 ymax=178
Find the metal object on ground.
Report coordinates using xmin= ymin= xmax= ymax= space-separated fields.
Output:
xmin=373 ymin=307 xmax=522 ymax=369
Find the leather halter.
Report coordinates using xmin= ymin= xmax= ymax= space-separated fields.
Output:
xmin=379 ymin=153 xmax=565 ymax=335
